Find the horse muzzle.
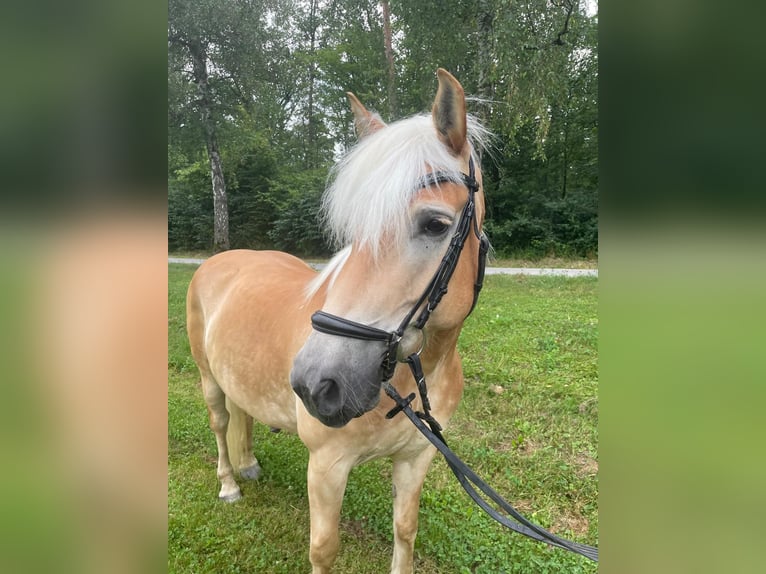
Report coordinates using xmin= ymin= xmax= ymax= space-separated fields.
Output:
xmin=290 ymin=332 xmax=385 ymax=427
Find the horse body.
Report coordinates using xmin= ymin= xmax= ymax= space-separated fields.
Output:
xmin=186 ymin=69 xmax=485 ymax=574
xmin=188 ymin=247 xmax=467 ymax=440
xmin=187 ymin=250 xmax=315 ymax=434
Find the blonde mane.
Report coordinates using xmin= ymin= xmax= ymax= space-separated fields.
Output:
xmin=306 ymin=113 xmax=488 ymax=298
xmin=305 ymin=245 xmax=352 ymax=300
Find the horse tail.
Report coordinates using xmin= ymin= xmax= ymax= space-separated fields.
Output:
xmin=186 ymin=270 xmax=210 ymax=383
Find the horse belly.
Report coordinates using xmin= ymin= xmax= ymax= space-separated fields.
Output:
xmin=211 ymin=350 xmax=299 ymax=433
xmin=204 ymin=299 xmax=310 ymax=433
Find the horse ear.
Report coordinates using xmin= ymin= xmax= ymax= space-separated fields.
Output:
xmin=431 ymin=68 xmax=467 ymax=156
xmin=347 ymin=92 xmax=386 ymax=140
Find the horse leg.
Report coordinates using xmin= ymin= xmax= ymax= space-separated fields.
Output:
xmin=390 ymin=448 xmax=437 ymax=574
xmin=201 ymin=374 xmax=242 ymax=502
xmin=225 ymin=397 xmax=262 ymax=480
xmin=306 ymin=451 xmax=353 ymax=574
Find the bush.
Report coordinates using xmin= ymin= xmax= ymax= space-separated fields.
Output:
xmin=268 ymin=169 xmax=333 ymax=257
xmin=485 ymin=187 xmax=597 ymax=258
xmin=168 ymin=161 xmax=214 ymax=252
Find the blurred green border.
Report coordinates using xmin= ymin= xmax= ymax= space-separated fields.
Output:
xmin=601 ymin=2 xmax=766 ymax=572
xmin=3 ymin=1 xmax=766 ymax=572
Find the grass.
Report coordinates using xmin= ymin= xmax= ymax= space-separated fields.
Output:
xmin=169 ymin=263 xmax=598 ymax=573
xmin=488 ymin=256 xmax=597 ymax=269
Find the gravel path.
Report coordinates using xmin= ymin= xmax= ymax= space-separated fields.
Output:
xmin=169 ymin=257 xmax=597 ymax=278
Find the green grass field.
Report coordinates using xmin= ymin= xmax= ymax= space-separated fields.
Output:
xmin=169 ymin=263 xmax=598 ymax=573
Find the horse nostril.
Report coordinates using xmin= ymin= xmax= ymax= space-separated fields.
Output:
xmin=312 ymin=378 xmax=343 ymax=417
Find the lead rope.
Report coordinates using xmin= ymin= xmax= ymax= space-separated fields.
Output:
xmin=383 ymin=353 xmax=599 ymax=563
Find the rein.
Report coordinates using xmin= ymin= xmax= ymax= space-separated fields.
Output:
xmin=310 ymin=157 xmax=598 ymax=563
xmin=383 ymin=358 xmax=599 ymax=562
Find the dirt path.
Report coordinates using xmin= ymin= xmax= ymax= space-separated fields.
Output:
xmin=168 ymin=257 xmax=597 ymax=277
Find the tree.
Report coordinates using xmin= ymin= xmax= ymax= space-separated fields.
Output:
xmin=168 ymin=0 xmax=290 ymax=252
xmin=167 ymin=0 xmax=598 ymax=258
xmin=381 ymin=1 xmax=397 ymax=118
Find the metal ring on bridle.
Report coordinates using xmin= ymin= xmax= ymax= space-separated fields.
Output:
xmin=396 ymin=327 xmax=426 ymax=362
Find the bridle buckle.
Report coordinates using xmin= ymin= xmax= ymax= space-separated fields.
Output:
xmin=395 ymin=327 xmax=426 ymax=363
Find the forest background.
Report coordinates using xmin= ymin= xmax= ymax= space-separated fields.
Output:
xmin=168 ymin=0 xmax=597 ymax=258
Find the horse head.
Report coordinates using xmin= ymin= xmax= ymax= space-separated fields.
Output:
xmin=290 ymin=69 xmax=486 ymax=427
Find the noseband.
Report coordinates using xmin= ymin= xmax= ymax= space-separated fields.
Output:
xmin=311 ymin=156 xmax=489 ymax=381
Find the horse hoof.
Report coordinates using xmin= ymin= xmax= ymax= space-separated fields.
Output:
xmin=240 ymin=463 xmax=262 ymax=481
xmin=270 ymin=427 xmax=281 ymax=433
xmin=219 ymin=491 xmax=242 ymax=503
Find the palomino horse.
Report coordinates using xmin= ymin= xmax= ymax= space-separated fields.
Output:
xmin=186 ymin=69 xmax=487 ymax=573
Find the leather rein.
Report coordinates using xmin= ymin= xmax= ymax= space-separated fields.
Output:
xmin=310 ymin=156 xmax=598 ymax=562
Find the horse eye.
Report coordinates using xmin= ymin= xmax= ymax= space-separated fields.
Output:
xmin=423 ymin=218 xmax=450 ymax=235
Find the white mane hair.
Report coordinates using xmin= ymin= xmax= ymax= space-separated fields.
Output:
xmin=305 ymin=245 xmax=352 ymax=300
xmin=323 ymin=113 xmax=488 ymax=257
xmin=305 ymin=113 xmax=488 ymax=299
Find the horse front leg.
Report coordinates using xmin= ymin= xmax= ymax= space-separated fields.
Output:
xmin=390 ymin=447 xmax=437 ymax=574
xmin=306 ymin=451 xmax=353 ymax=574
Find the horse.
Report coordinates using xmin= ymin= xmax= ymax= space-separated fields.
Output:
xmin=186 ymin=68 xmax=488 ymax=574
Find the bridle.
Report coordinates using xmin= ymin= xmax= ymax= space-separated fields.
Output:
xmin=311 ymin=155 xmax=489 ymax=381
xmin=308 ymin=155 xmax=599 ymax=562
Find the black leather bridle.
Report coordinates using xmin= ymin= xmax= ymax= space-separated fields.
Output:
xmin=308 ymin=156 xmax=598 ymax=562
xmin=311 ymin=156 xmax=489 ymax=381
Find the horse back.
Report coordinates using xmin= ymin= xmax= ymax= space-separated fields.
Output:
xmin=186 ymin=250 xmax=320 ymax=432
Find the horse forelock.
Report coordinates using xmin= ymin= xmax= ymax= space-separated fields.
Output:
xmin=322 ymin=114 xmax=487 ymax=260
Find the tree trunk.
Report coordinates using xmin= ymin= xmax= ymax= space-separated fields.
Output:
xmin=476 ymin=0 xmax=495 ymax=161
xmin=381 ymin=1 xmax=397 ymax=119
xmin=190 ymin=39 xmax=230 ymax=252
xmin=306 ymin=0 xmax=319 ymax=169
xmin=476 ymin=1 xmax=495 ymax=101
xmin=561 ymin=88 xmax=572 ymax=199
xmin=207 ymin=130 xmax=229 ymax=251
